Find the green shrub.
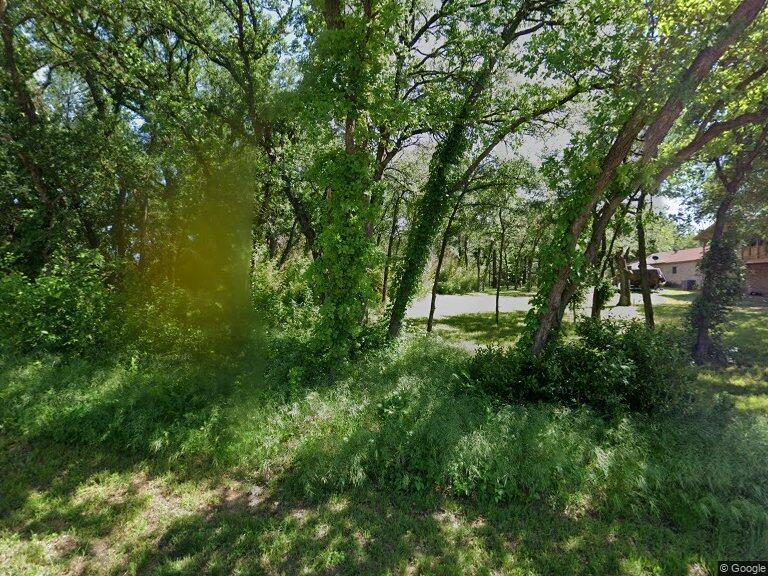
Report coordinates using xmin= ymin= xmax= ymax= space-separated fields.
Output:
xmin=250 ymin=256 xmax=316 ymax=330
xmin=469 ymin=318 xmax=690 ymax=414
xmin=121 ymin=277 xmax=266 ymax=359
xmin=0 ymin=251 xmax=117 ymax=355
xmin=436 ymin=265 xmax=476 ymax=294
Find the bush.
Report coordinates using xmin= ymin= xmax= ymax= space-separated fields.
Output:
xmin=250 ymin=256 xmax=316 ymax=330
xmin=0 ymin=251 xmax=117 ymax=355
xmin=0 ymin=249 xmax=298 ymax=358
xmin=469 ymin=318 xmax=690 ymax=414
xmin=436 ymin=265 xmax=476 ymax=294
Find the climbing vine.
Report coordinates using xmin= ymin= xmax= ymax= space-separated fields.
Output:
xmin=310 ymin=149 xmax=379 ymax=361
xmin=689 ymin=229 xmax=745 ymax=363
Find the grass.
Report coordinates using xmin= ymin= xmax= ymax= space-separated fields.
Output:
xmin=649 ymin=289 xmax=768 ymax=413
xmin=406 ymin=311 xmax=528 ymax=348
xmin=2 ymin=299 xmax=768 ymax=575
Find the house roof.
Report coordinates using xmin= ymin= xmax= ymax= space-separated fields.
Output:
xmin=647 ymin=246 xmax=705 ymax=264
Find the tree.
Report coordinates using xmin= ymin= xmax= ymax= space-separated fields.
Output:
xmin=690 ymin=126 xmax=767 ymax=363
xmin=386 ymin=0 xmax=609 ymax=338
xmin=528 ymin=0 xmax=767 ymax=356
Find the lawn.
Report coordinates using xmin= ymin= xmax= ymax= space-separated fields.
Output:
xmin=2 ymin=298 xmax=768 ymax=575
xmin=406 ymin=311 xmax=529 ymax=348
xmin=652 ymin=290 xmax=768 ymax=412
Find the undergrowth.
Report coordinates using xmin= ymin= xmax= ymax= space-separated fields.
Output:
xmin=2 ymin=336 xmax=767 ymax=568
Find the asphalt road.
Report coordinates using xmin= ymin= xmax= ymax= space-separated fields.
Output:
xmin=405 ymin=290 xmax=670 ymax=320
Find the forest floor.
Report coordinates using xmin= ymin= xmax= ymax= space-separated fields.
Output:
xmin=1 ymin=293 xmax=767 ymax=575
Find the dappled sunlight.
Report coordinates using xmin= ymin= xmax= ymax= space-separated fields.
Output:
xmin=653 ymin=296 xmax=768 ymax=412
xmin=407 ymin=311 xmax=529 ymax=347
xmin=1 ymin=304 xmax=767 ymax=575
xmin=2 ymin=0 xmax=767 ymax=571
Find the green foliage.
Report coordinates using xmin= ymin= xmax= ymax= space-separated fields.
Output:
xmin=310 ymin=150 xmax=378 ymax=361
xmin=251 ymin=256 xmax=316 ymax=330
xmin=120 ymin=280 xmax=255 ymax=359
xmin=436 ymin=264 xmax=476 ymax=294
xmin=470 ymin=318 xmax=690 ymax=414
xmin=0 ymin=251 xmax=117 ymax=354
xmin=689 ymin=230 xmax=746 ymax=362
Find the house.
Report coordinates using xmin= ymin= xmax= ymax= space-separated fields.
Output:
xmin=632 ymin=237 xmax=768 ymax=294
xmin=644 ymin=247 xmax=705 ymax=290
xmin=743 ymin=238 xmax=768 ymax=295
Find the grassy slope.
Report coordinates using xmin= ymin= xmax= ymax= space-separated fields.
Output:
xmin=1 ymin=297 xmax=767 ymax=575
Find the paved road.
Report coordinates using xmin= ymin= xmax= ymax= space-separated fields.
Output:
xmin=406 ymin=291 xmax=669 ymax=320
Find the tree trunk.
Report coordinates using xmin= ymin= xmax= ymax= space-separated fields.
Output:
xmin=616 ymin=250 xmax=632 ymax=306
xmin=491 ymin=246 xmax=498 ymax=289
xmin=381 ymin=191 xmax=403 ymax=303
xmin=635 ymin=192 xmax=655 ymax=327
xmin=590 ymin=231 xmax=608 ymax=319
xmin=590 ymin=288 xmax=602 ymax=319
xmin=427 ymin=193 xmax=465 ymax=331
xmin=277 ymin=219 xmax=298 ymax=269
xmin=495 ymin=214 xmax=506 ymax=326
xmin=137 ymin=192 xmax=150 ymax=271
xmin=689 ymin=137 xmax=767 ymax=363
xmin=530 ymin=0 xmax=764 ymax=356
xmin=114 ymin=185 xmax=128 ymax=258
xmin=386 ymin=7 xmax=536 ymax=339
xmin=386 ymin=118 xmax=477 ymax=338
xmin=483 ymin=241 xmax=494 ymax=290
xmin=475 ymin=249 xmax=482 ymax=291
xmin=0 ymin=0 xmax=56 ymax=262
xmin=284 ymin=182 xmax=319 ymax=259
xmin=692 ymin=189 xmax=734 ymax=362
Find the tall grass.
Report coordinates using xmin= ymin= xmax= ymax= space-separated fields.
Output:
xmin=2 ymin=336 xmax=767 ymax=570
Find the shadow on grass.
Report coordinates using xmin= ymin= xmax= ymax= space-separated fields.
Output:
xmin=124 ymin=402 xmax=760 ymax=576
xmin=2 ymin=336 xmax=768 ymax=575
xmin=407 ymin=312 xmax=528 ymax=347
xmin=0 ymin=344 xmax=274 ymax=541
xmin=128 ymin=484 xmax=676 ymax=576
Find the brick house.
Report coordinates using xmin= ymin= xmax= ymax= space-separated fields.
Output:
xmin=630 ymin=236 xmax=768 ymax=294
xmin=743 ymin=238 xmax=768 ymax=295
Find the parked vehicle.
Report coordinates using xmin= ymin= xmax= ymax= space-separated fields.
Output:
xmin=628 ymin=265 xmax=666 ymax=289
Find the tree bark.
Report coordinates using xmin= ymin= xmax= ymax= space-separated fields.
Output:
xmin=381 ymin=190 xmax=404 ymax=303
xmin=284 ymin=183 xmax=319 ymax=259
xmin=475 ymin=249 xmax=482 ymax=291
xmin=427 ymin=192 xmax=465 ymax=331
xmin=635 ymin=192 xmax=655 ymax=327
xmin=277 ymin=218 xmax=298 ymax=269
xmin=491 ymin=246 xmax=498 ymax=289
xmin=691 ymin=125 xmax=766 ymax=361
xmin=114 ymin=185 xmax=128 ymax=258
xmin=386 ymin=3 xmax=556 ymax=339
xmin=590 ymin=230 xmax=608 ymax=319
xmin=0 ymin=0 xmax=56 ymax=262
xmin=495 ymin=211 xmax=507 ymax=326
xmin=692 ymin=181 xmax=734 ymax=362
xmin=616 ymin=250 xmax=632 ymax=307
